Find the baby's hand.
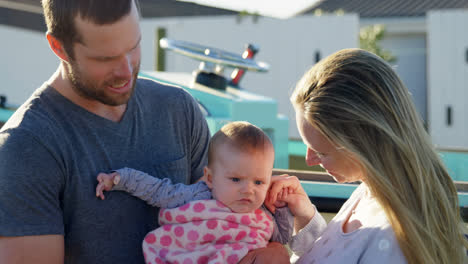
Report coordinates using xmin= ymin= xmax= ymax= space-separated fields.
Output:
xmin=273 ymin=187 xmax=292 ymax=208
xmin=96 ymin=172 xmax=120 ymax=200
xmin=265 ymin=186 xmax=292 ymax=213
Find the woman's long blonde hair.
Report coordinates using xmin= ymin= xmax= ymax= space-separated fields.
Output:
xmin=291 ymin=48 xmax=468 ymax=264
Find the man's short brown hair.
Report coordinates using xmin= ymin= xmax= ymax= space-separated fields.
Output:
xmin=41 ymin=0 xmax=139 ymax=59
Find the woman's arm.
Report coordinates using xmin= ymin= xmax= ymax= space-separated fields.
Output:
xmin=265 ymin=175 xmax=328 ymax=256
xmin=266 ymin=175 xmax=316 ymax=231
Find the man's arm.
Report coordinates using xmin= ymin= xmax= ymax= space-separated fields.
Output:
xmin=0 ymin=130 xmax=65 ymax=262
xmin=0 ymin=235 xmax=64 ymax=264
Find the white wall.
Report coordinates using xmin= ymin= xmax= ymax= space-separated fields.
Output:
xmin=362 ymin=17 xmax=427 ymax=123
xmin=140 ymin=14 xmax=359 ymax=138
xmin=1 ymin=15 xmax=358 ymax=139
xmin=428 ymin=10 xmax=468 ymax=149
xmin=381 ymin=34 xmax=427 ymax=122
xmin=0 ymin=25 xmax=58 ymax=106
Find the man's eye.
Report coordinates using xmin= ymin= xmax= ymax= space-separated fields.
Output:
xmin=231 ymin=178 xmax=240 ymax=182
xmin=255 ymin=181 xmax=263 ymax=185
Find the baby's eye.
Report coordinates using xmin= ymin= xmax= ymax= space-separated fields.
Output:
xmin=255 ymin=180 xmax=263 ymax=185
xmin=231 ymin=178 xmax=240 ymax=182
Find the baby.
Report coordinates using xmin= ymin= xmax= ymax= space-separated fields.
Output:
xmin=96 ymin=121 xmax=293 ymax=264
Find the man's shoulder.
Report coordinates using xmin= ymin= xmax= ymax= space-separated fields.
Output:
xmin=0 ymin=87 xmax=60 ymax=141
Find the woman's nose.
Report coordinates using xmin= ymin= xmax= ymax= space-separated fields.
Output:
xmin=305 ymin=148 xmax=320 ymax=166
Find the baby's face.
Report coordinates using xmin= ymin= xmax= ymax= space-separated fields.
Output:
xmin=206 ymin=143 xmax=274 ymax=213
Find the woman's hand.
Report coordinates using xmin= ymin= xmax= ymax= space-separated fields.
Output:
xmin=265 ymin=175 xmax=316 ymax=230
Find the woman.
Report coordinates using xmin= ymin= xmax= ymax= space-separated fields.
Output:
xmin=266 ymin=48 xmax=468 ymax=264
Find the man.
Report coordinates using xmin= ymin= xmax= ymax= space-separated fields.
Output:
xmin=0 ymin=0 xmax=210 ymax=263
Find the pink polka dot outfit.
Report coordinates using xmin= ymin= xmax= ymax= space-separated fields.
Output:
xmin=143 ymin=199 xmax=274 ymax=264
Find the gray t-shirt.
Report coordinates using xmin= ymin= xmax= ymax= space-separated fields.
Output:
xmin=0 ymin=78 xmax=211 ymax=264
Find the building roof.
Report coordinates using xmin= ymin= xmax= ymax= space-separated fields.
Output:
xmin=301 ymin=0 xmax=468 ymax=18
xmin=0 ymin=0 xmax=236 ymax=32
xmin=3 ymin=0 xmax=468 ymax=32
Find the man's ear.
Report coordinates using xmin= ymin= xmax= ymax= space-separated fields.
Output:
xmin=46 ymin=33 xmax=70 ymax=62
xmin=203 ymin=166 xmax=213 ymax=189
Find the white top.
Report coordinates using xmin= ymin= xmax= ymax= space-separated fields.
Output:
xmin=289 ymin=183 xmax=407 ymax=264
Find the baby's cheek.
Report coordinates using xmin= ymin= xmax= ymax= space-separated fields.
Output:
xmin=211 ymin=188 xmax=219 ymax=200
xmin=259 ymin=186 xmax=269 ymax=199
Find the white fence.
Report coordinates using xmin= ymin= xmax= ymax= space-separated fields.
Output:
xmin=428 ymin=10 xmax=468 ymax=149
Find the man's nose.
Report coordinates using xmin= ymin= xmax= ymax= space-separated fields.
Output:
xmin=115 ymin=55 xmax=133 ymax=79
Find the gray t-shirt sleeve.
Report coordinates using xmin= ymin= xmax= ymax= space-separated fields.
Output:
xmin=112 ymin=167 xmax=212 ymax=209
xmin=184 ymin=91 xmax=210 ymax=183
xmin=0 ymin=129 xmax=64 ymax=236
xmin=270 ymin=206 xmax=294 ymax=244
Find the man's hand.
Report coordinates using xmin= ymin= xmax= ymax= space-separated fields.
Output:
xmin=238 ymin=242 xmax=290 ymax=264
xmin=96 ymin=172 xmax=120 ymax=200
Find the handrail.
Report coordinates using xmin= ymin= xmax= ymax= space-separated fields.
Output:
xmin=272 ymin=168 xmax=468 ymax=193
xmin=273 ymin=168 xmax=353 ymax=183
xmin=437 ymin=147 xmax=468 ymax=153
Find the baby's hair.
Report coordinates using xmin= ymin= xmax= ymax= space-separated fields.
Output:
xmin=208 ymin=121 xmax=272 ymax=166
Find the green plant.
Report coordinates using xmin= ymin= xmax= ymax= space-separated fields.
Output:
xmin=236 ymin=10 xmax=260 ymax=23
xmin=359 ymin=24 xmax=396 ymax=63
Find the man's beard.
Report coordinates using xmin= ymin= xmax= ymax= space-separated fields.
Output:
xmin=66 ymin=60 xmax=140 ymax=106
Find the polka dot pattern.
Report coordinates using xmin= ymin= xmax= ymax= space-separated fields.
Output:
xmin=145 ymin=233 xmax=157 ymax=244
xmin=143 ymin=200 xmax=273 ymax=264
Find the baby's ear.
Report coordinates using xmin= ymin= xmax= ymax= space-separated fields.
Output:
xmin=203 ymin=166 xmax=213 ymax=189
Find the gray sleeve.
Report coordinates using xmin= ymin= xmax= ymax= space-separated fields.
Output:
xmin=0 ymin=129 xmax=64 ymax=236
xmin=270 ymin=207 xmax=294 ymax=244
xmin=289 ymin=206 xmax=328 ymax=257
xmin=112 ymin=167 xmax=212 ymax=209
xmin=184 ymin=92 xmax=211 ymax=183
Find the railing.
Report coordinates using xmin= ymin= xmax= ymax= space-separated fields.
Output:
xmin=272 ymin=168 xmax=468 ymax=213
xmin=273 ymin=168 xmax=468 ymax=191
